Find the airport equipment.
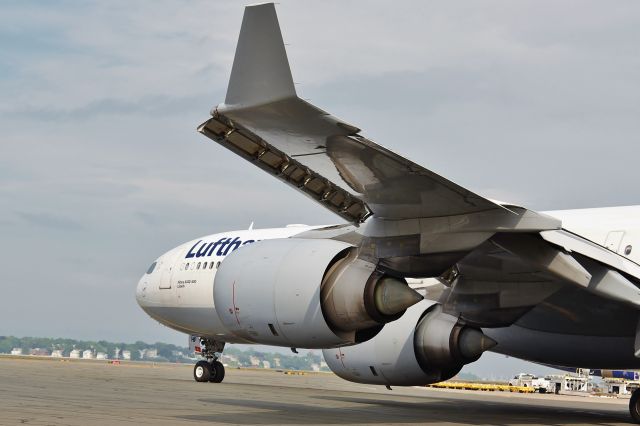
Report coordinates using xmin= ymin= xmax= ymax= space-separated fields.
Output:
xmin=604 ymin=378 xmax=635 ymax=395
xmin=547 ymin=374 xmax=591 ymax=394
xmin=508 ymin=373 xmax=549 ymax=392
xmin=136 ymin=3 xmax=640 ymax=422
xmin=428 ymin=382 xmax=535 ymax=393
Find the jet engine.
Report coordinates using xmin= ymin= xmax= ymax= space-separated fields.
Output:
xmin=213 ymin=238 xmax=422 ymax=348
xmin=323 ymin=300 xmax=497 ymax=386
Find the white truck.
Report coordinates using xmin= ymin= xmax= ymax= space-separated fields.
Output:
xmin=509 ymin=373 xmax=550 ymax=393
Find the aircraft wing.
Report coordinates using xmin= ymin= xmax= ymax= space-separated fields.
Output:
xmin=198 ymin=3 xmax=514 ymax=224
xmin=199 ymin=3 xmax=640 ymax=313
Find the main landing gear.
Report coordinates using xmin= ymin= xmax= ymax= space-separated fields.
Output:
xmin=193 ymin=338 xmax=226 ymax=383
xmin=194 ymin=359 xmax=225 ymax=383
xmin=630 ymin=388 xmax=640 ymax=423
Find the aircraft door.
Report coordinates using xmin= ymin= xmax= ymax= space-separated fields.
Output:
xmin=159 ymin=260 xmax=172 ymax=289
xmin=159 ymin=251 xmax=180 ymax=290
xmin=604 ymin=231 xmax=625 ymax=253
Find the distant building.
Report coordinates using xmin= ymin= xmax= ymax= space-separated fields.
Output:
xmin=320 ymin=360 xmax=328 ymax=369
xmin=604 ymin=378 xmax=634 ymax=395
xmin=10 ymin=348 xmax=22 ymax=356
xmin=138 ymin=348 xmax=158 ymax=359
xmin=262 ymin=360 xmax=271 ymax=369
xmin=249 ymin=356 xmax=260 ymax=367
xmin=547 ymin=374 xmax=590 ymax=393
xmin=310 ymin=363 xmax=320 ymax=372
xmin=82 ymin=349 xmax=94 ymax=359
xmin=30 ymin=348 xmax=50 ymax=356
xmin=273 ymin=357 xmax=281 ymax=368
xmin=70 ymin=349 xmax=81 ymax=359
xmin=221 ymin=354 xmax=238 ymax=363
xmin=122 ymin=350 xmax=131 ymax=360
xmin=96 ymin=352 xmax=108 ymax=360
xmin=113 ymin=347 xmax=121 ymax=359
xmin=51 ymin=349 xmax=64 ymax=358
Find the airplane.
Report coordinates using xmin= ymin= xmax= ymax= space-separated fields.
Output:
xmin=136 ymin=3 xmax=640 ymax=422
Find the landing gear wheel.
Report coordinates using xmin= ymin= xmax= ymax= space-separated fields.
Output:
xmin=210 ymin=360 xmax=225 ymax=383
xmin=630 ymin=389 xmax=640 ymax=423
xmin=194 ymin=360 xmax=211 ymax=382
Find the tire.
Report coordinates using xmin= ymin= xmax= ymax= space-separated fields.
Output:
xmin=210 ymin=360 xmax=225 ymax=383
xmin=194 ymin=360 xmax=211 ymax=382
xmin=630 ymin=389 xmax=640 ymax=423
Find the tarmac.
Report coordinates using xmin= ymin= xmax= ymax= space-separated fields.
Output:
xmin=0 ymin=357 xmax=632 ymax=425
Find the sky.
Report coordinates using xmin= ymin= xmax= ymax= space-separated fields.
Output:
xmin=1 ymin=0 xmax=640 ymax=379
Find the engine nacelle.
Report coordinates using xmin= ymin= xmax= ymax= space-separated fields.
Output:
xmin=323 ymin=301 xmax=496 ymax=386
xmin=213 ymin=238 xmax=422 ymax=348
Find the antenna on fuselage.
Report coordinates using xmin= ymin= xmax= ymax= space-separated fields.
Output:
xmin=248 ymin=221 xmax=254 ymax=230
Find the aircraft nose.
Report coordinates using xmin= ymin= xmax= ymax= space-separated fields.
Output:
xmin=136 ymin=274 xmax=149 ymax=308
xmin=137 ymin=260 xmax=160 ymax=310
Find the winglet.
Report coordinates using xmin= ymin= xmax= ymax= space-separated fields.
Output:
xmin=223 ymin=3 xmax=296 ymax=108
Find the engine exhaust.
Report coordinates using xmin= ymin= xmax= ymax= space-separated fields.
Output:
xmin=321 ymin=249 xmax=423 ymax=336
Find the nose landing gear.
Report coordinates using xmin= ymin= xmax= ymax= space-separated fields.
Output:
xmin=192 ymin=338 xmax=226 ymax=383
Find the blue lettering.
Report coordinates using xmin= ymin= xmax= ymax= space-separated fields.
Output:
xmin=185 ymin=236 xmax=258 ymax=259
xmin=216 ymin=238 xmax=231 ymax=256
xmin=196 ymin=242 xmax=211 ymax=258
xmin=206 ymin=238 xmax=226 ymax=256
xmin=223 ymin=237 xmax=241 ymax=255
xmin=185 ymin=240 xmax=202 ymax=258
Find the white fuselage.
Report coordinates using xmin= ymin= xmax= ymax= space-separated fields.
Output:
xmin=545 ymin=206 xmax=640 ymax=263
xmin=136 ymin=225 xmax=316 ymax=341
xmin=136 ymin=206 xmax=640 ymax=342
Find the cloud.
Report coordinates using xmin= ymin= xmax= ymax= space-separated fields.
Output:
xmin=5 ymin=94 xmax=214 ymax=120
xmin=16 ymin=211 xmax=83 ymax=231
xmin=1 ymin=1 xmax=639 ymax=380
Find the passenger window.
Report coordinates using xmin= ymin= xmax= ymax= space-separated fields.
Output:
xmin=185 ymin=263 xmax=189 ymax=270
xmin=146 ymin=262 xmax=157 ymax=274
xmin=203 ymin=262 xmax=208 ymax=269
xmin=197 ymin=262 xmax=201 ymax=270
xmin=625 ymin=245 xmax=633 ymax=255
xmin=209 ymin=262 xmax=214 ymax=269
xmin=216 ymin=261 xmax=221 ymax=269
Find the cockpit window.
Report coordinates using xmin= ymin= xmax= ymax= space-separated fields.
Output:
xmin=146 ymin=262 xmax=157 ymax=274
